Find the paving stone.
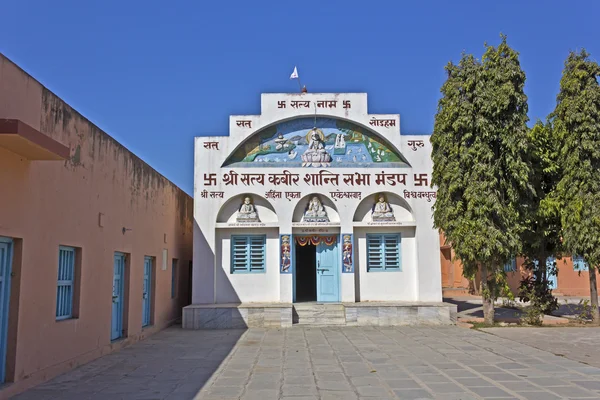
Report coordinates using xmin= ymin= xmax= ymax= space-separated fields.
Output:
xmin=467 ymin=386 xmax=513 ymax=398
xmin=391 ymin=388 xmax=434 ymax=399
xmin=453 ymin=377 xmax=495 ymax=387
xmin=545 ymin=385 xmax=598 ymax=398
xmin=384 ymin=379 xmax=423 ymax=389
xmin=424 ymin=382 xmax=464 ymax=393
xmin=356 ymin=385 xmax=391 ymax=397
xmin=240 ymin=389 xmax=280 ymax=400
xmin=415 ymin=374 xmax=451 ymax=383
xmin=282 ymin=384 xmax=318 ymax=396
xmin=516 ymin=392 xmax=563 ymax=400
xmin=320 ymin=391 xmax=359 ymax=400
xmin=317 ymin=380 xmax=353 ymax=391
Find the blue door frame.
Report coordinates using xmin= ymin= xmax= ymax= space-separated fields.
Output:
xmin=142 ymin=257 xmax=152 ymax=327
xmin=111 ymin=253 xmax=125 ymax=340
xmin=0 ymin=238 xmax=13 ymax=383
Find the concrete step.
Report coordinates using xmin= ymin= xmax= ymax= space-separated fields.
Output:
xmin=293 ymin=304 xmax=346 ymax=326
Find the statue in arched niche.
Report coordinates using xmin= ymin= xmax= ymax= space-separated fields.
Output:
xmin=371 ymin=193 xmax=395 ymax=221
xmin=303 ymin=195 xmax=329 ymax=222
xmin=237 ymin=196 xmax=260 ymax=222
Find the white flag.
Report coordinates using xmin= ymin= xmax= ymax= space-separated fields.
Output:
xmin=290 ymin=66 xmax=299 ymax=79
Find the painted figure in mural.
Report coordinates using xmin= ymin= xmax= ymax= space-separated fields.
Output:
xmin=301 ymin=128 xmax=333 ymax=167
xmin=275 ymin=133 xmax=287 ymax=151
xmin=371 ymin=194 xmax=395 ymax=221
xmin=237 ymin=196 xmax=260 ymax=222
xmin=281 ymin=235 xmax=291 ymax=272
xmin=342 ymin=235 xmax=353 ymax=272
xmin=303 ymin=196 xmax=329 ymax=222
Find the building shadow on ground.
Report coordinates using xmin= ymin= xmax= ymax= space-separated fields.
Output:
xmin=11 ymin=325 xmax=247 ymax=400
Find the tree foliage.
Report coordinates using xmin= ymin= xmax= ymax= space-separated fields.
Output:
xmin=551 ymin=49 xmax=600 ymax=323
xmin=432 ymin=35 xmax=533 ymax=324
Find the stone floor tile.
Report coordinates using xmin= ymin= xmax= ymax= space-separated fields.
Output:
xmin=467 ymin=386 xmax=513 ymax=398
xmin=425 ymin=382 xmax=464 ymax=393
xmin=320 ymin=390 xmax=359 ymax=400
xmin=391 ymin=388 xmax=434 ymax=399
xmin=356 ymin=385 xmax=392 ymax=397
xmin=545 ymin=385 xmax=599 ymax=398
xmin=516 ymin=392 xmax=563 ymax=400
xmin=453 ymin=377 xmax=495 ymax=387
xmin=240 ymin=389 xmax=280 ymax=400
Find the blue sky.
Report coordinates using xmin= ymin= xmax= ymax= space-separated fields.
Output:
xmin=2 ymin=1 xmax=599 ymax=195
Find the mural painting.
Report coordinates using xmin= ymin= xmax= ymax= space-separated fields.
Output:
xmin=223 ymin=117 xmax=410 ymax=168
xmin=280 ymin=235 xmax=291 ymax=273
xmin=342 ymin=234 xmax=354 ymax=273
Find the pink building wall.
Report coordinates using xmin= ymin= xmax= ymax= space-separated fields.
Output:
xmin=0 ymin=54 xmax=193 ymax=398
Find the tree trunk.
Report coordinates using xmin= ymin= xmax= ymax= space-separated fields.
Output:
xmin=589 ymin=267 xmax=600 ymax=325
xmin=481 ymin=263 xmax=495 ymax=324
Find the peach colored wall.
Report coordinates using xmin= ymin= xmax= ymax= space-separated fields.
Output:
xmin=0 ymin=54 xmax=192 ymax=398
xmin=441 ymin=241 xmax=592 ymax=298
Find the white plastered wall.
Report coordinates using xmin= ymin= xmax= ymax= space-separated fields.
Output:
xmin=192 ymin=93 xmax=442 ymax=304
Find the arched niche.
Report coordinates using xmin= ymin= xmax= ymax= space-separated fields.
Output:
xmin=353 ymin=191 xmax=414 ymax=223
xmin=222 ymin=116 xmax=410 ymax=168
xmin=292 ymin=193 xmax=340 ymax=223
xmin=216 ymin=193 xmax=278 ymax=223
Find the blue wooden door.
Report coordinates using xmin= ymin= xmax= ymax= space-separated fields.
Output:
xmin=316 ymin=239 xmax=339 ymax=302
xmin=111 ymin=253 xmax=125 ymax=340
xmin=546 ymin=256 xmax=558 ymax=290
xmin=142 ymin=257 xmax=152 ymax=327
xmin=0 ymin=238 xmax=13 ymax=383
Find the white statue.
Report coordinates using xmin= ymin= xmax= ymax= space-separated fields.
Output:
xmin=371 ymin=194 xmax=395 ymax=221
xmin=303 ymin=196 xmax=329 ymax=222
xmin=237 ymin=196 xmax=260 ymax=222
xmin=302 ymin=128 xmax=332 ymax=167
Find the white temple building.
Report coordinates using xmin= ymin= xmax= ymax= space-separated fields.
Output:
xmin=184 ymin=92 xmax=455 ymax=328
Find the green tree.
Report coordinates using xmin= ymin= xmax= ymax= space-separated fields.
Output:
xmin=519 ymin=120 xmax=562 ymax=312
xmin=552 ymin=49 xmax=600 ymax=324
xmin=432 ymin=35 xmax=533 ymax=324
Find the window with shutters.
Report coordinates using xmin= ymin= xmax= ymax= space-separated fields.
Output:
xmin=366 ymin=234 xmax=401 ymax=272
xmin=56 ymin=246 xmax=79 ymax=320
xmin=573 ymin=255 xmax=589 ymax=272
xmin=231 ymin=235 xmax=266 ymax=273
xmin=503 ymin=257 xmax=517 ymax=272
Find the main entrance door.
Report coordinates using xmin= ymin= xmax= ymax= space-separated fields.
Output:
xmin=294 ymin=236 xmax=339 ymax=303
xmin=316 ymin=241 xmax=339 ymax=302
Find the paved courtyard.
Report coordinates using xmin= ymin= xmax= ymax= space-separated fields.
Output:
xmin=12 ymin=326 xmax=600 ymax=400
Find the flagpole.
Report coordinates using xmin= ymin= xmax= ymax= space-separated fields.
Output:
xmin=297 ymin=77 xmax=303 ymax=92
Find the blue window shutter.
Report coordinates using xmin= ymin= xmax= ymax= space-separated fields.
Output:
xmin=367 ymin=234 xmax=401 ymax=271
xmin=249 ymin=236 xmax=266 ymax=272
xmin=232 ymin=236 xmax=250 ymax=272
xmin=383 ymin=234 xmax=401 ymax=270
xmin=231 ymin=235 xmax=266 ymax=273
xmin=367 ymin=235 xmax=383 ymax=271
xmin=56 ymin=246 xmax=75 ymax=320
